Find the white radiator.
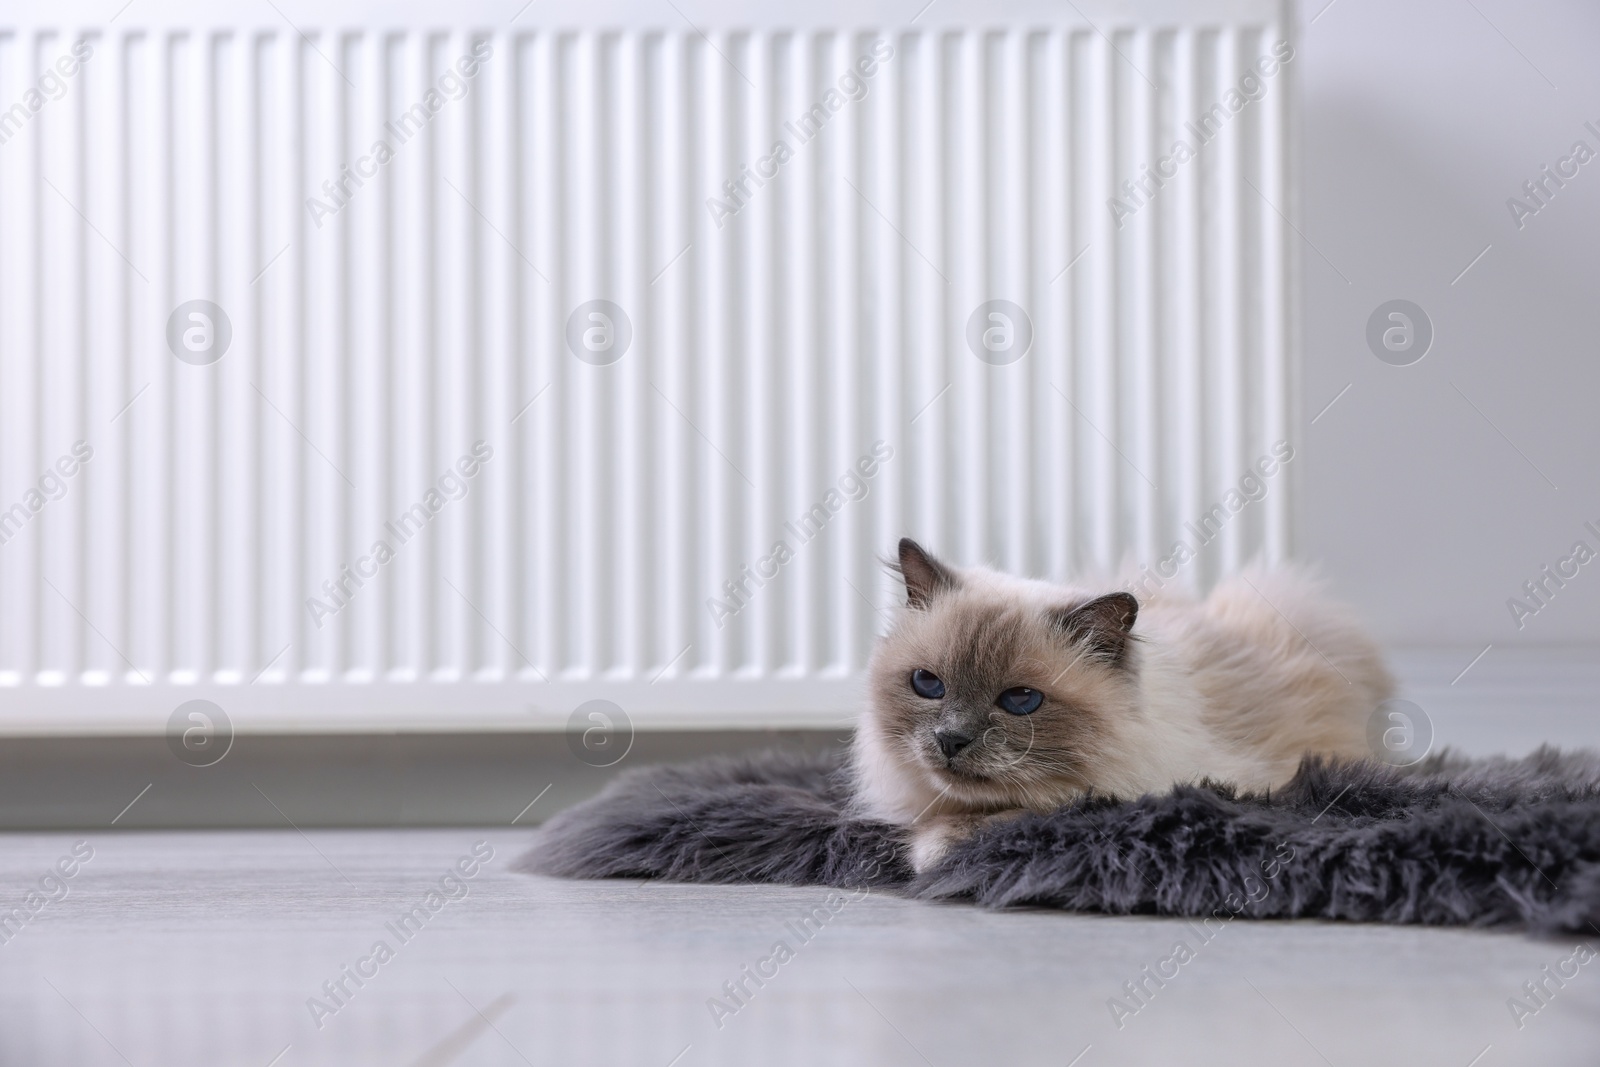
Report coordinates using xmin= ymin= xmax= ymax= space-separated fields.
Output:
xmin=0 ymin=0 xmax=1295 ymax=732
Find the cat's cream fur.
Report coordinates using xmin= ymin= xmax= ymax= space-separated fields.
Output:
xmin=853 ymin=540 xmax=1394 ymax=872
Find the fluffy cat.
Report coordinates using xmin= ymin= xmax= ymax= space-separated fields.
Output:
xmin=853 ymin=539 xmax=1395 ymax=872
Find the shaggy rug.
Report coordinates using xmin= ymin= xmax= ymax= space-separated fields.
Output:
xmin=522 ymin=745 xmax=1600 ymax=934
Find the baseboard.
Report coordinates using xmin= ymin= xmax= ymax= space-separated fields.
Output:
xmin=1388 ymin=644 xmax=1600 ymax=756
xmin=0 ymin=730 xmax=846 ymax=831
xmin=1 ymin=645 xmax=1594 ymax=830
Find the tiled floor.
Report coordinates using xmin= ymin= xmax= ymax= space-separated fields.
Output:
xmin=0 ymin=828 xmax=1595 ymax=1066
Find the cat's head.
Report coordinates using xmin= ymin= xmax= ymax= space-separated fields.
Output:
xmin=860 ymin=538 xmax=1142 ymax=815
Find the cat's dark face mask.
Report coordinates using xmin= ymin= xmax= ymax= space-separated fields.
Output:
xmin=866 ymin=539 xmax=1141 ymax=807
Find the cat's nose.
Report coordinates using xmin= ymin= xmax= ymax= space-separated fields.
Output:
xmin=935 ymin=729 xmax=975 ymax=759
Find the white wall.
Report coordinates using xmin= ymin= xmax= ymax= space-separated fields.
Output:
xmin=1294 ymin=0 xmax=1600 ymax=648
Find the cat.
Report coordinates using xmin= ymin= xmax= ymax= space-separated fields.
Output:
xmin=852 ymin=539 xmax=1395 ymax=872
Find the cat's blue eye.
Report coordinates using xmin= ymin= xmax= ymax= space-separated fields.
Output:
xmin=910 ymin=669 xmax=945 ymax=699
xmin=996 ymin=686 xmax=1043 ymax=715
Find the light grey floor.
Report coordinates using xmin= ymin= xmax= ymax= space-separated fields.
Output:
xmin=0 ymin=829 xmax=1596 ymax=1067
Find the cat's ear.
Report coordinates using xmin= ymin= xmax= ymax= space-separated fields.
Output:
xmin=894 ymin=538 xmax=959 ymax=609
xmin=1051 ymin=592 xmax=1139 ymax=666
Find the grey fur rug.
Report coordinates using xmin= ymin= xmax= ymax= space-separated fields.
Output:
xmin=522 ymin=745 xmax=1600 ymax=934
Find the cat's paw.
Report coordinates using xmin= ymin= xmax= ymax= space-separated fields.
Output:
xmin=908 ymin=818 xmax=965 ymax=873
xmin=908 ymin=812 xmax=1014 ymax=874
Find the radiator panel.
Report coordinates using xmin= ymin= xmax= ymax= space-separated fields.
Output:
xmin=0 ymin=1 xmax=1295 ymax=729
